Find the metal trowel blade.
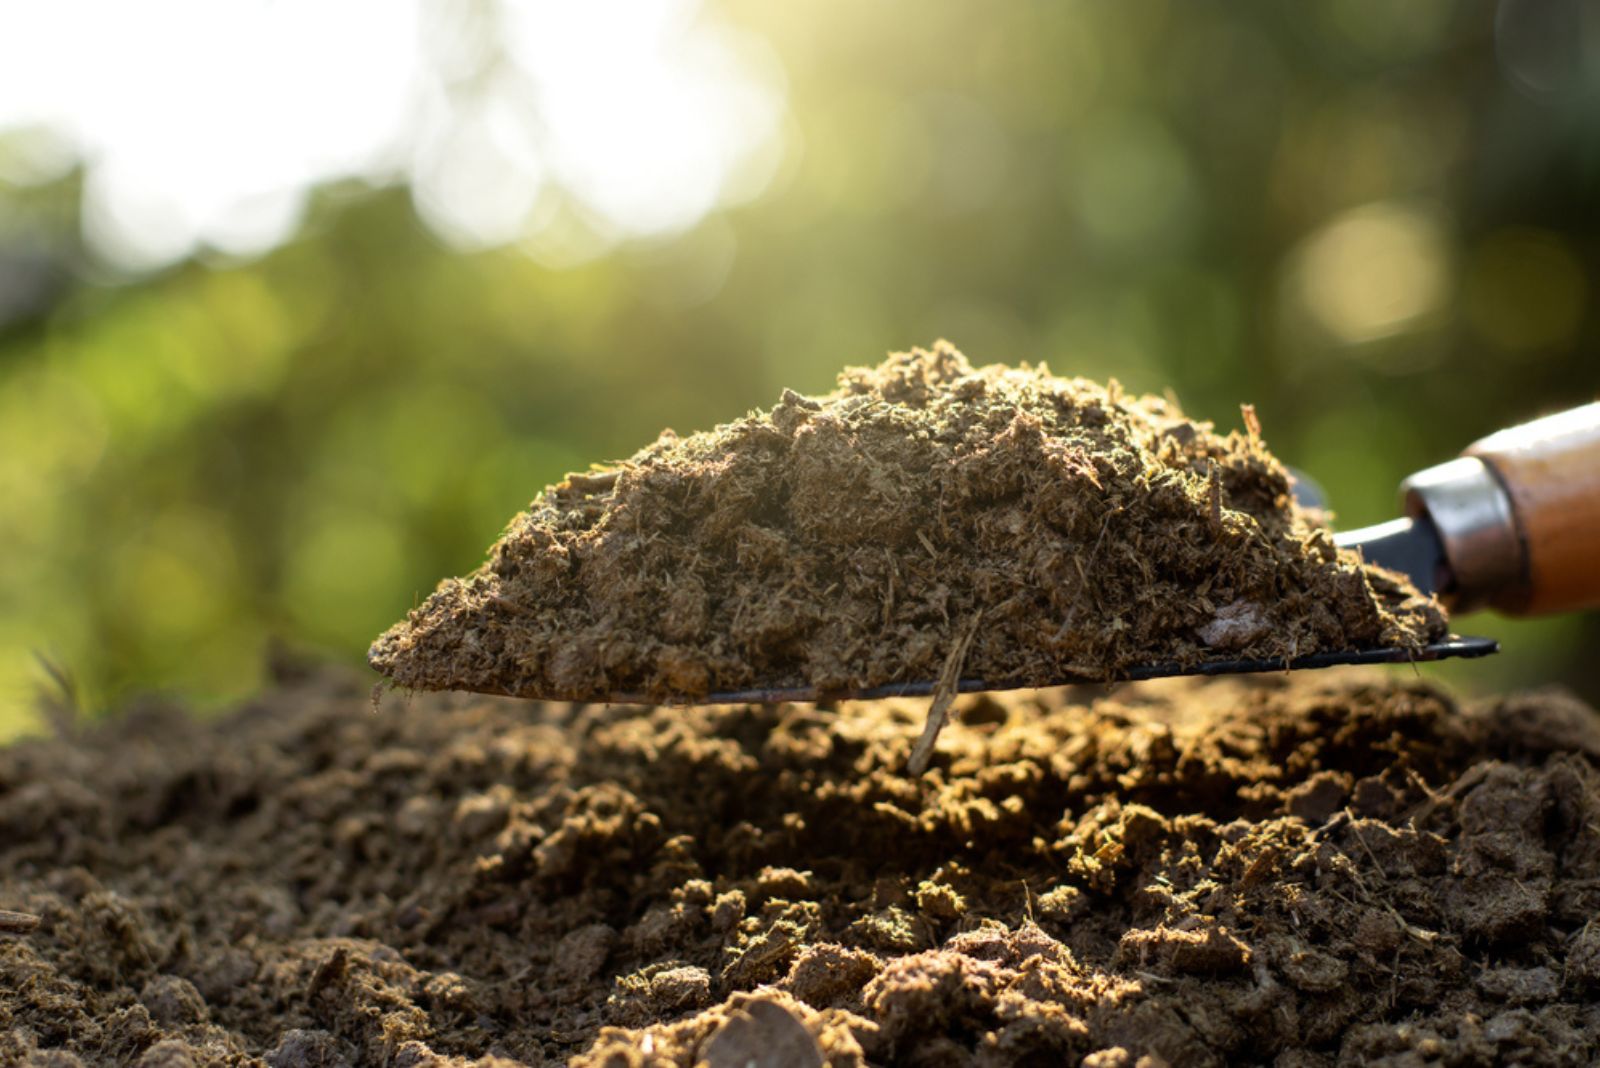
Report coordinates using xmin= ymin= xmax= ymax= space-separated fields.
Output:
xmin=651 ymin=635 xmax=1498 ymax=705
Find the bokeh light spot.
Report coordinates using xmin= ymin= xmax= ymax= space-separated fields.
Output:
xmin=411 ymin=83 xmax=548 ymax=252
xmin=500 ymin=0 xmax=785 ymax=239
xmin=1290 ymin=201 xmax=1451 ymax=346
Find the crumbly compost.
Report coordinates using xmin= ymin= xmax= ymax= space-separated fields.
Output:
xmin=4 ymin=667 xmax=1599 ymax=1066
xmin=369 ymin=342 xmax=1446 ymax=703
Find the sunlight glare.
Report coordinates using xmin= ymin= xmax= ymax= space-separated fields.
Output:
xmin=0 ymin=0 xmax=785 ymax=269
xmin=0 ymin=0 xmax=418 ymax=271
xmin=501 ymin=0 xmax=785 ymax=238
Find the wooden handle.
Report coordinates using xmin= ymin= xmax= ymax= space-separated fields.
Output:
xmin=1465 ymin=402 xmax=1600 ymax=616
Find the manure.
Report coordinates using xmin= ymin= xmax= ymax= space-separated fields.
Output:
xmin=370 ymin=342 xmax=1446 ymax=702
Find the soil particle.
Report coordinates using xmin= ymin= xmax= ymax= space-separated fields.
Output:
xmin=263 ymin=1029 xmax=352 ymax=1068
xmin=369 ymin=343 xmax=1446 ymax=702
xmin=698 ymin=996 xmax=825 ymax=1068
xmin=4 ymin=668 xmax=1600 ymax=1065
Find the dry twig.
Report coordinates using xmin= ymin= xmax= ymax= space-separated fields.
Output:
xmin=907 ymin=613 xmax=982 ymax=775
xmin=0 ymin=909 xmax=40 ymax=934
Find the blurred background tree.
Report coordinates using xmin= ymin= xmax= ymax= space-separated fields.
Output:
xmin=1 ymin=0 xmax=1596 ymax=736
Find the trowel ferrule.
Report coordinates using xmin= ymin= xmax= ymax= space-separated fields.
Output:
xmin=1401 ymin=457 xmax=1523 ymax=611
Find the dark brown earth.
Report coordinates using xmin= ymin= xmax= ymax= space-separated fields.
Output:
xmin=369 ymin=344 xmax=1447 ymax=703
xmin=4 ymin=666 xmax=1599 ymax=1066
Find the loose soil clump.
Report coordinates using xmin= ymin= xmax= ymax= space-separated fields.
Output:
xmin=369 ymin=343 xmax=1446 ymax=703
xmin=4 ymin=668 xmax=1599 ymax=1065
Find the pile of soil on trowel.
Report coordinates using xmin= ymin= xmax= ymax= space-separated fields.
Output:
xmin=368 ymin=342 xmax=1447 ymax=703
xmin=3 ymin=667 xmax=1599 ymax=1066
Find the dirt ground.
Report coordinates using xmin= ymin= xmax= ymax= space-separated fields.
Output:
xmin=3 ymin=665 xmax=1599 ymax=1067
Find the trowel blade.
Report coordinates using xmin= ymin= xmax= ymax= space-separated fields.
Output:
xmin=1334 ymin=514 xmax=1448 ymax=596
xmin=606 ymin=636 xmax=1497 ymax=705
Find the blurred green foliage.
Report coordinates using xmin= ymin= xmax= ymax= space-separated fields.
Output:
xmin=1 ymin=0 xmax=1597 ymax=735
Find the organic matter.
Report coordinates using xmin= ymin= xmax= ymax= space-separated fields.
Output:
xmin=370 ymin=343 xmax=1446 ymax=703
xmin=3 ymin=669 xmax=1598 ymax=1065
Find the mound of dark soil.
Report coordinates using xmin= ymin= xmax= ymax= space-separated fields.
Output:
xmin=369 ymin=344 xmax=1446 ymax=702
xmin=3 ymin=668 xmax=1598 ymax=1066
